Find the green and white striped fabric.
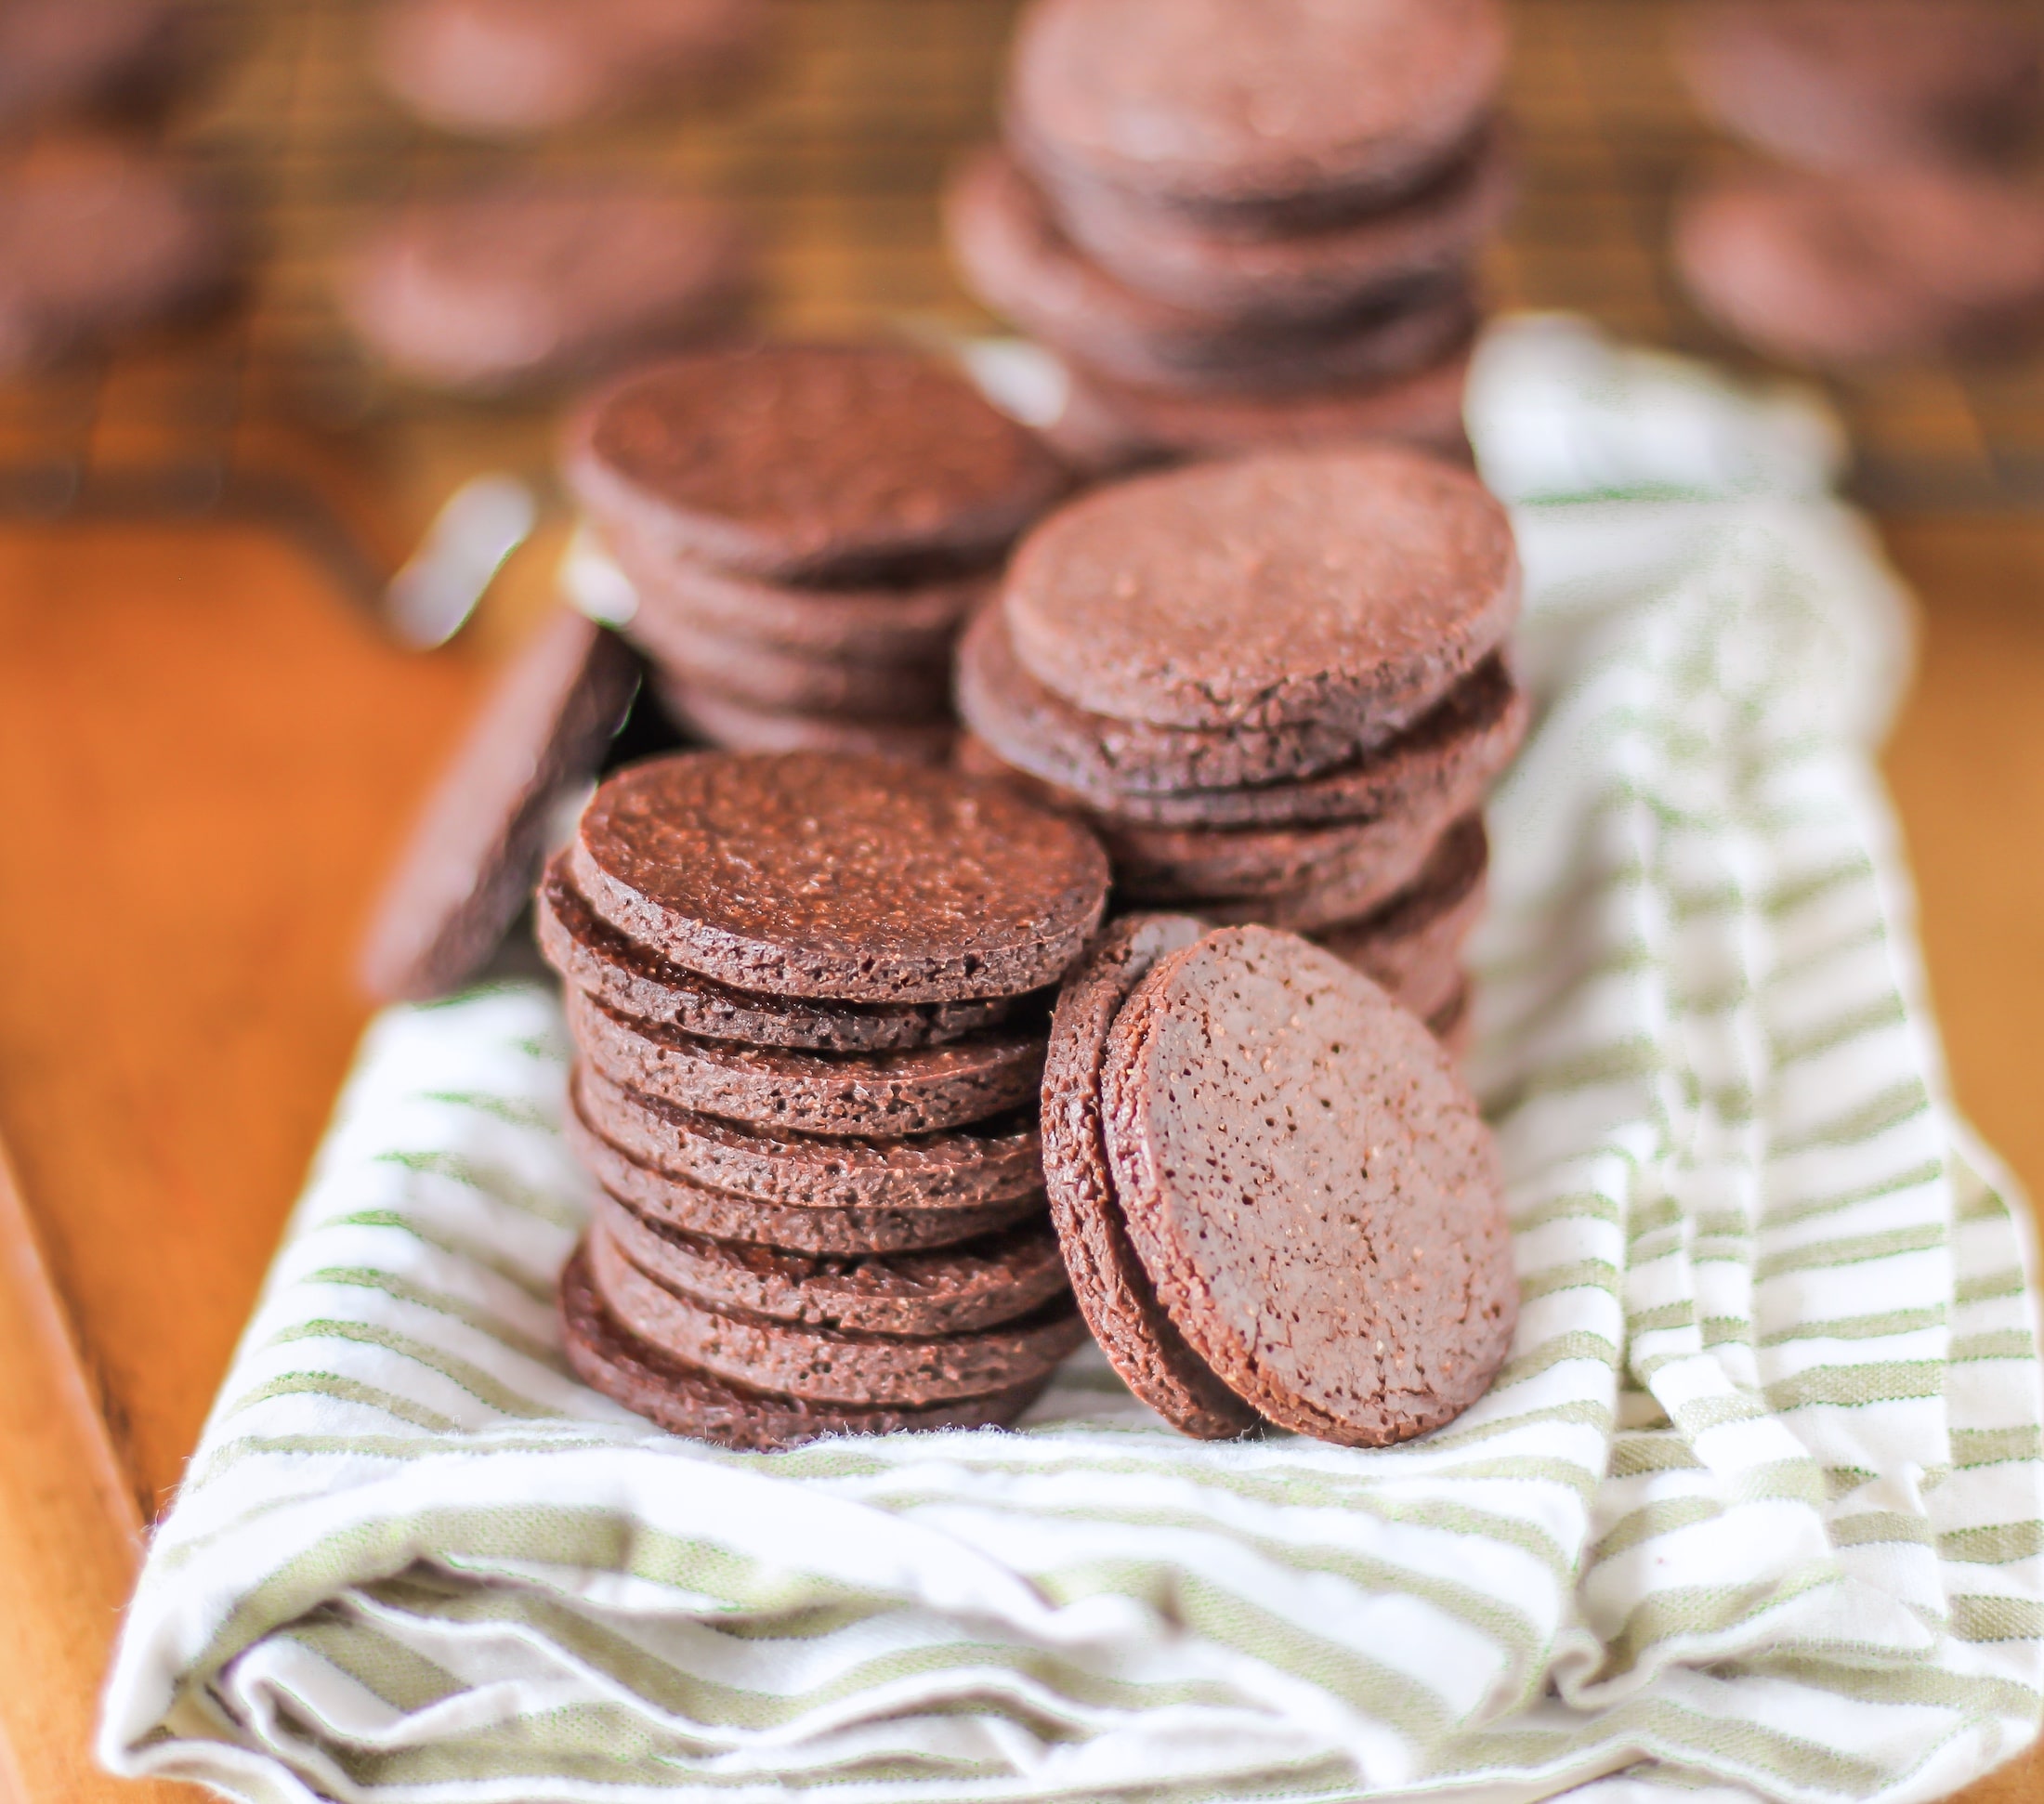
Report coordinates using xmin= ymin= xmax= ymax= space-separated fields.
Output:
xmin=100 ymin=320 xmax=2044 ymax=1804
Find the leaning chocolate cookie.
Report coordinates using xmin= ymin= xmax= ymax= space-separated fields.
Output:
xmin=1098 ymin=927 xmax=1516 ymax=1446
xmin=1041 ymin=916 xmax=1263 ymax=1439
xmin=358 ymin=608 xmax=638 ymax=1002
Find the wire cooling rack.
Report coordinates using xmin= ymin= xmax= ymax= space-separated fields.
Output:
xmin=0 ymin=0 xmax=2037 ymax=598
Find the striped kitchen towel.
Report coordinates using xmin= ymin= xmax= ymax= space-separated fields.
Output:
xmin=99 ymin=319 xmax=2044 ymax=1804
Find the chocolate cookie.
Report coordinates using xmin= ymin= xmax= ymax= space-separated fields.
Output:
xmin=569 ymin=989 xmax=1046 ymax=1136
xmin=566 ymin=1092 xmax=1044 ymax=1254
xmin=1187 ymin=811 xmax=1484 ymax=936
xmin=1317 ymin=817 xmax=1490 ymax=1022
xmin=1107 ymin=784 xmax=1468 ymax=905
xmin=622 ymin=596 xmax=951 ymax=720
xmin=1006 ymin=0 xmax=1511 ymax=218
xmin=1002 ymin=446 xmax=1520 ymax=735
xmin=589 ymin=1223 xmax=1088 ymax=1405
xmin=563 ymin=344 xmax=1070 ymax=585
xmin=957 ymin=655 xmax=1527 ymax=830
xmin=340 ymin=179 xmax=753 ymax=395
xmin=1047 ymin=339 xmax=1473 ymax=476
xmin=537 ymin=856 xmax=1013 ymax=1052
xmin=955 ymin=604 xmax=1375 ymax=798
xmin=1101 ymin=926 xmax=1516 ymax=1445
xmin=0 ymin=138 xmax=237 ymax=372
xmin=570 ymin=752 xmax=1109 ymax=1002
xmin=947 ymin=148 xmax=1479 ymax=396
xmin=574 ymin=1066 xmax=1044 ymax=1213
xmin=593 ymin=1195 xmax=1068 ymax=1336
xmin=373 ymin=0 xmax=766 ymax=139
xmin=561 ymin=1245 xmax=1052 ymax=1448
xmin=603 ymin=529 xmax=989 ymax=663
xmin=1672 ymin=163 xmax=2044 ymax=369
xmin=1675 ymin=1 xmax=2044 ymax=173
xmin=1041 ymin=917 xmax=1262 ymax=1438
xmin=359 ymin=608 xmax=637 ymax=1002
xmin=653 ymin=678 xmax=960 ymax=767
xmin=0 ymin=0 xmax=210 ymax=128
xmin=1055 ymin=132 xmax=1514 ymax=324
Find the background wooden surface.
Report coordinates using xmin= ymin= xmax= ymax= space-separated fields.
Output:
xmin=3 ymin=2 xmax=2043 ymax=1801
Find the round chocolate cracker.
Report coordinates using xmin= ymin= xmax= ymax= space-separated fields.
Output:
xmin=1672 ymin=164 xmax=2044 ymax=371
xmin=561 ymin=1246 xmax=1053 ymax=1449
xmin=339 ymin=178 xmax=753 ymax=396
xmin=1048 ymin=339 xmax=1474 ymax=477
xmin=957 ymin=655 xmax=1527 ymax=830
xmin=602 ymin=527 xmax=989 ymax=664
xmin=373 ymin=0 xmax=767 ymax=139
xmin=1317 ymin=817 xmax=1491 ymax=1023
xmin=1006 ymin=0 xmax=1510 ymax=218
xmin=955 ymin=603 xmax=1374 ymax=799
xmin=653 ymin=677 xmax=959 ymax=767
xmin=622 ymin=594 xmax=952 ymax=720
xmin=946 ymin=146 xmax=1480 ymax=396
xmin=568 ymin=988 xmax=1046 ymax=1136
xmin=574 ymin=1066 xmax=1044 ymax=1214
xmin=1002 ymin=446 xmax=1521 ymax=736
xmin=0 ymin=0 xmax=212 ymax=129
xmin=0 ymin=137 xmax=239 ymax=373
xmin=566 ymin=1089 xmax=1045 ymax=1255
xmin=359 ymin=608 xmax=638 ymax=1002
xmin=1056 ymin=131 xmax=1514 ymax=325
xmin=570 ymin=752 xmax=1109 ymax=1002
xmin=593 ymin=1194 xmax=1068 ymax=1337
xmin=1041 ymin=917 xmax=1262 ymax=1438
xmin=562 ymin=344 xmax=1070 ymax=586
xmin=588 ymin=1223 xmax=1088 ymax=1405
xmin=1675 ymin=0 xmax=2044 ymax=174
xmin=537 ymin=855 xmax=1014 ymax=1052
xmin=1101 ymin=927 xmax=1517 ymax=1447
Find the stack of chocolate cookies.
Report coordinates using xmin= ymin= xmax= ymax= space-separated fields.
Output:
xmin=546 ymin=750 xmax=1111 ymax=1449
xmin=956 ymin=445 xmax=1528 ymax=1052
xmin=947 ymin=0 xmax=1513 ymax=472
xmin=562 ymin=342 xmax=1069 ymax=765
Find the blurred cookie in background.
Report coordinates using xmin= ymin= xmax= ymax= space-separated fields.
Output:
xmin=0 ymin=0 xmax=215 ymax=130
xmin=951 ymin=0 xmax=1511 ymax=473
xmin=372 ymin=0 xmax=772 ymax=138
xmin=0 ymin=137 xmax=240 ymax=371
xmin=1675 ymin=1 xmax=2044 ymax=173
xmin=339 ymin=179 xmax=755 ymax=396
xmin=1673 ymin=163 xmax=2044 ymax=370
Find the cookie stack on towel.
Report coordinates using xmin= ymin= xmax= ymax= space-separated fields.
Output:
xmin=956 ymin=444 xmax=1527 ymax=1052
xmin=947 ymin=0 xmax=1512 ymax=472
xmin=562 ymin=342 xmax=1069 ymax=765
xmin=544 ymin=750 xmax=1109 ymax=1449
